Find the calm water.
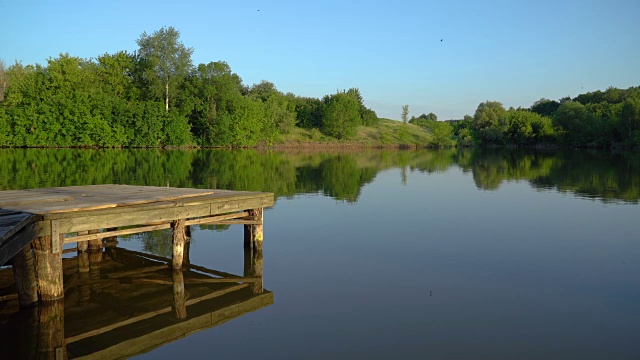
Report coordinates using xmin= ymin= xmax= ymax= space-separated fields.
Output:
xmin=1 ymin=148 xmax=640 ymax=359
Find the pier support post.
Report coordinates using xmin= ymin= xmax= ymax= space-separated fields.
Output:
xmin=244 ymin=208 xmax=264 ymax=250
xmin=244 ymin=244 xmax=263 ymax=294
xmin=88 ymin=229 xmax=102 ymax=252
xmin=172 ymin=219 xmax=187 ymax=270
xmin=77 ymin=231 xmax=88 ymax=253
xmin=33 ymin=235 xmax=64 ymax=302
xmin=11 ymin=245 xmax=38 ymax=307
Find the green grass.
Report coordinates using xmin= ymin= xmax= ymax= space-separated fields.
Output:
xmin=277 ymin=119 xmax=432 ymax=147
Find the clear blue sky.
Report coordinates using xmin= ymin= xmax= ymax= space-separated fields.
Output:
xmin=2 ymin=0 xmax=639 ymax=120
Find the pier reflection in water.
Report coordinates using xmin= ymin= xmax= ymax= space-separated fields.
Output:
xmin=0 ymin=240 xmax=272 ymax=359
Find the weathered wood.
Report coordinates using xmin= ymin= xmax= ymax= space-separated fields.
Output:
xmin=32 ymin=236 xmax=64 ymax=301
xmin=76 ymin=230 xmax=88 ymax=252
xmin=0 ymin=212 xmax=36 ymax=243
xmin=0 ymin=211 xmax=37 ymax=267
xmin=0 ymin=185 xmax=215 ymax=214
xmin=55 ymin=195 xmax=270 ymax=235
xmin=87 ymin=229 xmax=102 ymax=251
xmin=63 ymin=210 xmax=254 ymax=244
xmin=184 ymin=211 xmax=249 ymax=226
xmin=244 ymin=208 xmax=264 ymax=250
xmin=11 ymin=244 xmax=38 ymax=306
xmin=172 ymin=219 xmax=187 ymax=270
xmin=0 ymin=193 xmax=72 ymax=206
xmin=68 ymin=223 xmax=171 ymax=244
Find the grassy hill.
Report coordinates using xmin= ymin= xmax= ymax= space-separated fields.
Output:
xmin=276 ymin=119 xmax=432 ymax=148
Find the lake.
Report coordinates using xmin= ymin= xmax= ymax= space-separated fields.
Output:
xmin=1 ymin=148 xmax=639 ymax=359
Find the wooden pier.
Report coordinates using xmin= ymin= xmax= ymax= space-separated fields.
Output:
xmin=0 ymin=185 xmax=274 ymax=305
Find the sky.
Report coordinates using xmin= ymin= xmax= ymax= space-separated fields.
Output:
xmin=2 ymin=0 xmax=639 ymax=120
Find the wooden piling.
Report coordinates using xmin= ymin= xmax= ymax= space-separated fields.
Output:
xmin=11 ymin=245 xmax=38 ymax=307
xmin=77 ymin=230 xmax=88 ymax=253
xmin=172 ymin=219 xmax=187 ymax=270
xmin=244 ymin=208 xmax=264 ymax=250
xmin=32 ymin=235 xmax=64 ymax=302
xmin=88 ymin=229 xmax=102 ymax=252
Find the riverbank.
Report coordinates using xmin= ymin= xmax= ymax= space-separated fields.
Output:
xmin=274 ymin=119 xmax=433 ymax=149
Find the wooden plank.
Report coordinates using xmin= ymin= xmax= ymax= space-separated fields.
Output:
xmin=184 ymin=211 xmax=249 ymax=226
xmin=21 ymin=190 xmax=216 ymax=214
xmin=0 ymin=209 xmax=23 ymax=215
xmin=0 ymin=192 xmax=73 ymax=205
xmin=0 ymin=213 xmax=35 ymax=244
xmin=44 ymin=196 xmax=271 ymax=235
xmin=0 ymin=185 xmax=220 ymax=214
xmin=43 ymin=204 xmax=211 ymax=235
xmin=65 ymin=283 xmax=249 ymax=344
xmin=51 ymin=220 xmax=62 ymax=254
xmin=0 ymin=220 xmax=37 ymax=266
xmin=64 ymin=224 xmax=173 ymax=244
xmin=32 ymin=192 xmax=273 ymax=220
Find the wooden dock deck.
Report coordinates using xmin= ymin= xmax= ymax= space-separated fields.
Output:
xmin=0 ymin=185 xmax=274 ymax=304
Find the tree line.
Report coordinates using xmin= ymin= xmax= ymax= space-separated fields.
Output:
xmin=0 ymin=26 xmax=379 ymax=147
xmin=408 ymin=85 xmax=640 ymax=149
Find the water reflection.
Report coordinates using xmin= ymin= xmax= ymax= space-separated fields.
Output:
xmin=0 ymin=243 xmax=271 ymax=359
xmin=0 ymin=148 xmax=638 ymax=203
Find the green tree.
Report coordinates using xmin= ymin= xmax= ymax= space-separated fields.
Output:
xmin=322 ymin=92 xmax=361 ymax=139
xmin=553 ymin=101 xmax=592 ymax=146
xmin=345 ymin=87 xmax=379 ymax=126
xmin=619 ymin=97 xmax=640 ymax=146
xmin=530 ymin=98 xmax=560 ymax=117
xmin=292 ymin=96 xmax=324 ymax=129
xmin=475 ymin=101 xmax=507 ymax=130
xmin=430 ymin=121 xmax=453 ymax=147
xmin=401 ymin=104 xmax=409 ymax=124
xmin=187 ymin=61 xmax=245 ymax=145
xmin=136 ymin=26 xmax=194 ymax=112
xmin=474 ymin=101 xmax=507 ymax=145
xmin=248 ymin=80 xmax=279 ymax=102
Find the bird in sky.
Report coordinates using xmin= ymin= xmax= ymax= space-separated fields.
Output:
xmin=440 ymin=39 xmax=443 ymax=42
